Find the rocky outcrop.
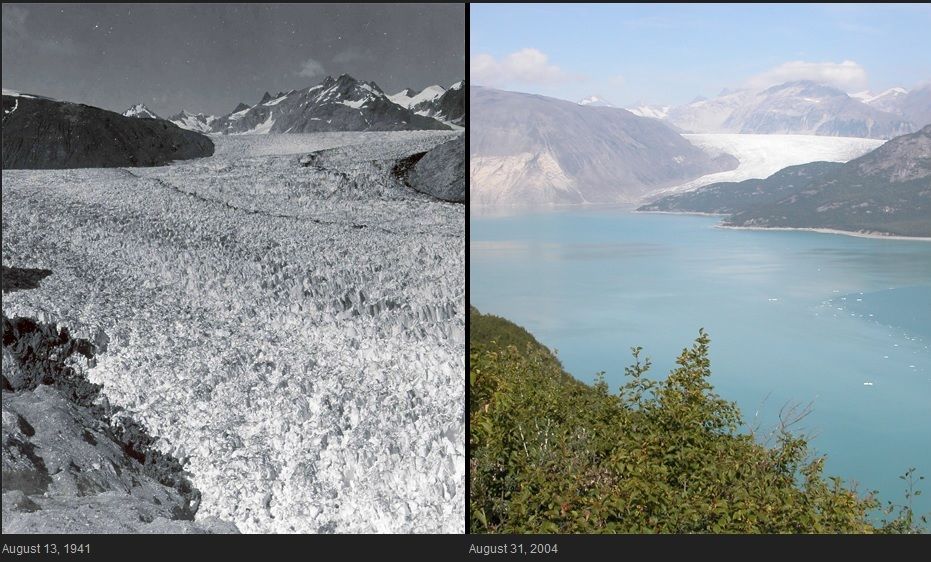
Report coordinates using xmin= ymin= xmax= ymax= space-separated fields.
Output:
xmin=406 ymin=135 xmax=464 ymax=203
xmin=2 ymin=93 xmax=214 ymax=169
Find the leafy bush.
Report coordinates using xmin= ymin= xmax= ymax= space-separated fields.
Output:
xmin=470 ymin=308 xmax=924 ymax=533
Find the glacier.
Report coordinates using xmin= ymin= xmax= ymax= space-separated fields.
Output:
xmin=651 ymin=133 xmax=884 ymax=197
xmin=1 ymin=130 xmax=464 ymax=533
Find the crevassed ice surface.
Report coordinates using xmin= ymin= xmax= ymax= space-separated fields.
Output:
xmin=1 ymin=131 xmax=465 ymax=533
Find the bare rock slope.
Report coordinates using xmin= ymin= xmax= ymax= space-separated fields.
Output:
xmin=406 ymin=135 xmax=465 ymax=203
xmin=470 ymin=86 xmax=737 ymax=205
xmin=2 ymin=93 xmax=214 ymax=169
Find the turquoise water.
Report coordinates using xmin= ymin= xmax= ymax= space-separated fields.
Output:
xmin=470 ymin=206 xmax=931 ymax=518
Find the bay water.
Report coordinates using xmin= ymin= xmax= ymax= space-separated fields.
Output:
xmin=470 ymin=205 xmax=931 ymax=518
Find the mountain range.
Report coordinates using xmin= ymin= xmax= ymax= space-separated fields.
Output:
xmin=208 ymin=74 xmax=451 ymax=134
xmin=612 ymin=80 xmax=930 ymax=140
xmin=638 ymin=125 xmax=931 ymax=237
xmin=471 ymin=86 xmax=737 ymax=205
xmin=121 ymin=76 xmax=465 ymax=135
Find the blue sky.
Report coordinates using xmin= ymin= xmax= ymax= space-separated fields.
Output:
xmin=470 ymin=3 xmax=931 ymax=106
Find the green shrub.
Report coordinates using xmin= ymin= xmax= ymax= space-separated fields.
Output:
xmin=469 ymin=308 xmax=924 ymax=534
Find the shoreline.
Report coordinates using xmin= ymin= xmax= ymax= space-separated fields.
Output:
xmin=473 ymin=205 xmax=931 ymax=241
xmin=715 ymin=224 xmax=931 ymax=241
xmin=634 ymin=209 xmax=728 ymax=217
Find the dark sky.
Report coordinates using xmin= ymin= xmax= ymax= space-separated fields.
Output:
xmin=2 ymin=3 xmax=465 ymax=117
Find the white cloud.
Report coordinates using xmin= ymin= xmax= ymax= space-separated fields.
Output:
xmin=470 ymin=48 xmax=573 ymax=87
xmin=747 ymin=60 xmax=868 ymax=92
xmin=297 ymin=58 xmax=326 ymax=79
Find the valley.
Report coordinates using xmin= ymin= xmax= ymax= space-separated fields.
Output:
xmin=2 ymin=131 xmax=465 ymax=533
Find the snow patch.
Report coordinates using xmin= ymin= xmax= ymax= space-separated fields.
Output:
xmin=340 ymin=98 xmax=369 ymax=109
xmin=229 ymin=108 xmax=250 ymax=120
xmin=1 ymin=88 xmax=39 ymax=99
xmin=262 ymin=95 xmax=288 ymax=106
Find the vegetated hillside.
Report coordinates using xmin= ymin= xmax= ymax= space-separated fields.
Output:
xmin=2 ymin=93 xmax=214 ymax=169
xmin=469 ymin=308 xmax=924 ymax=533
xmin=639 ymin=161 xmax=844 ymax=214
xmin=639 ymin=125 xmax=931 ymax=237
xmin=470 ymin=306 xmax=548 ymax=352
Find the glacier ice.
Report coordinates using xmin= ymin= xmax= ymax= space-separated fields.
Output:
xmin=1 ymin=131 xmax=464 ymax=533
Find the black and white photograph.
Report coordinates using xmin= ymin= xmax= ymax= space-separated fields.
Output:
xmin=2 ymin=3 xmax=465 ymax=535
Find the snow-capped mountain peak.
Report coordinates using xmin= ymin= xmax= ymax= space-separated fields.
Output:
xmin=850 ymin=87 xmax=909 ymax=104
xmin=849 ymin=86 xmax=911 ymax=116
xmin=206 ymin=74 xmax=450 ymax=134
xmin=122 ymin=103 xmax=159 ymax=119
xmin=578 ymin=95 xmax=615 ymax=107
xmin=390 ymin=84 xmax=446 ymax=110
xmin=387 ymin=88 xmax=418 ymax=107
xmin=627 ymin=103 xmax=671 ymax=119
xmin=394 ymin=80 xmax=465 ymax=127
xmin=168 ymin=109 xmax=218 ymax=133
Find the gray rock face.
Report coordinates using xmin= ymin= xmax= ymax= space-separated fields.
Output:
xmin=470 ymin=86 xmax=737 ymax=205
xmin=897 ymin=86 xmax=931 ymax=129
xmin=168 ymin=110 xmax=217 ymax=134
xmin=2 ymin=94 xmax=214 ymax=169
xmin=212 ymin=74 xmax=450 ymax=134
xmin=407 ymin=135 xmax=464 ymax=203
xmin=411 ymin=81 xmax=465 ymax=126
